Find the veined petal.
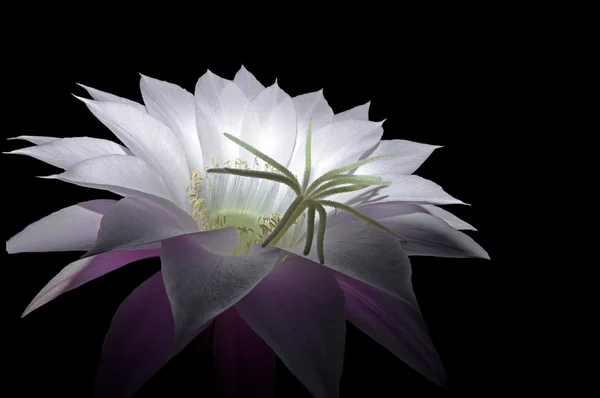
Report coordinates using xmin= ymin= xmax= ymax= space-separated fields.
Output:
xmin=334 ymin=101 xmax=370 ymax=121
xmin=286 ymin=219 xmax=414 ymax=301
xmin=339 ymin=174 xmax=466 ymax=207
xmin=236 ymin=255 xmax=346 ymax=398
xmin=287 ymin=89 xmax=334 ymax=174
xmin=335 ymin=273 xmax=448 ymax=387
xmin=380 ymin=213 xmax=489 ymax=259
xmin=356 ymin=139 xmax=441 ymax=175
xmin=195 ymin=70 xmax=249 ymax=165
xmin=22 ymin=246 xmax=160 ymax=317
xmin=94 ymin=272 xmax=210 ymax=398
xmin=161 ymin=229 xmax=280 ymax=352
xmin=6 ymin=199 xmax=115 ymax=254
xmin=239 ymin=81 xmax=296 ymax=166
xmin=5 ymin=137 xmax=129 ymax=170
xmin=86 ymin=195 xmax=198 ymax=257
xmin=213 ymin=307 xmax=276 ymax=398
xmin=140 ymin=74 xmax=204 ymax=173
xmin=77 ymin=83 xmax=146 ymax=112
xmin=43 ymin=154 xmax=177 ymax=205
xmin=308 ymin=119 xmax=384 ymax=185
xmin=7 ymin=135 xmax=58 ymax=145
xmin=233 ymin=65 xmax=265 ymax=100
xmin=76 ymin=97 xmax=191 ymax=210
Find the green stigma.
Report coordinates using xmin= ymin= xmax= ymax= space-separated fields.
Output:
xmin=206 ymin=121 xmax=404 ymax=264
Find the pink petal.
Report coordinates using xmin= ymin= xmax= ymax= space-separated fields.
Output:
xmin=335 ymin=272 xmax=448 ymax=387
xmin=213 ymin=307 xmax=277 ymax=398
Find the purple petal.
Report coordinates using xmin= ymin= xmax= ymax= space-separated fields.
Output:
xmin=94 ymin=272 xmax=209 ymax=398
xmin=236 ymin=255 xmax=346 ymax=398
xmin=213 ymin=307 xmax=276 ymax=398
xmin=335 ymin=272 xmax=448 ymax=387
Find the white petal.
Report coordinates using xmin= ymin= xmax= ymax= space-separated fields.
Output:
xmin=77 ymin=83 xmax=146 ymax=112
xmin=43 ymin=155 xmax=176 ymax=204
xmin=287 ymin=89 xmax=334 ymax=174
xmin=76 ymin=97 xmax=191 ymax=210
xmin=357 ymin=139 xmax=441 ymax=175
xmin=22 ymin=246 xmax=160 ymax=316
xmin=6 ymin=199 xmax=115 ymax=254
xmin=86 ymin=195 xmax=198 ymax=257
xmin=236 ymin=255 xmax=346 ymax=398
xmin=339 ymin=174 xmax=466 ymax=207
xmin=380 ymin=212 xmax=489 ymax=259
xmin=334 ymin=101 xmax=370 ymax=121
xmin=160 ymin=229 xmax=280 ymax=350
xmin=286 ymin=219 xmax=414 ymax=300
xmin=5 ymin=137 xmax=129 ymax=169
xmin=7 ymin=136 xmax=58 ymax=145
xmin=195 ymin=70 xmax=249 ymax=165
xmin=308 ymin=119 xmax=384 ymax=184
xmin=140 ymin=75 xmax=204 ymax=173
xmin=239 ymin=81 xmax=297 ymax=166
xmin=419 ymin=205 xmax=476 ymax=230
xmin=233 ymin=65 xmax=265 ymax=100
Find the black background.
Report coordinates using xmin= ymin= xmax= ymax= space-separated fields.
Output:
xmin=4 ymin=19 xmax=503 ymax=397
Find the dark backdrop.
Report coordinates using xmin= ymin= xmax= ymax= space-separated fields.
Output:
xmin=4 ymin=27 xmax=501 ymax=397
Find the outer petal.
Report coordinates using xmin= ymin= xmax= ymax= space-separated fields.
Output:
xmin=233 ymin=65 xmax=265 ymax=100
xmin=6 ymin=199 xmax=115 ymax=254
xmin=5 ymin=137 xmax=129 ymax=170
xmin=380 ymin=213 xmax=489 ymax=259
xmin=77 ymin=83 xmax=146 ymax=112
xmin=76 ymin=97 xmax=191 ymax=209
xmin=140 ymin=75 xmax=204 ymax=172
xmin=357 ymin=139 xmax=441 ymax=175
xmin=239 ymin=81 xmax=296 ymax=166
xmin=419 ymin=204 xmax=477 ymax=231
xmin=195 ymin=70 xmax=249 ymax=165
xmin=335 ymin=273 xmax=448 ymax=387
xmin=7 ymin=135 xmax=58 ymax=145
xmin=86 ymin=195 xmax=198 ymax=257
xmin=161 ymin=229 xmax=280 ymax=350
xmin=213 ymin=307 xmax=276 ymax=398
xmin=287 ymin=89 xmax=334 ymax=174
xmin=43 ymin=154 xmax=176 ymax=205
xmin=22 ymin=246 xmax=160 ymax=317
xmin=236 ymin=255 xmax=346 ymax=398
xmin=94 ymin=272 xmax=210 ymax=398
xmin=334 ymin=101 xmax=370 ymax=121
xmin=308 ymin=119 xmax=384 ymax=184
xmin=286 ymin=219 xmax=414 ymax=301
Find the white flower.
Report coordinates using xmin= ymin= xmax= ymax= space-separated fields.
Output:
xmin=6 ymin=66 xmax=489 ymax=398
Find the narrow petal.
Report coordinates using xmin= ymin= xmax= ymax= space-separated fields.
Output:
xmin=286 ymin=219 xmax=414 ymax=300
xmin=76 ymin=97 xmax=191 ymax=209
xmin=236 ymin=255 xmax=346 ymax=398
xmin=380 ymin=213 xmax=489 ymax=259
xmin=213 ymin=307 xmax=276 ymax=398
xmin=7 ymin=135 xmax=58 ymax=145
xmin=239 ymin=81 xmax=297 ymax=166
xmin=6 ymin=199 xmax=115 ymax=254
xmin=86 ymin=195 xmax=198 ymax=257
xmin=94 ymin=272 xmax=210 ymax=398
xmin=161 ymin=229 xmax=280 ymax=350
xmin=140 ymin=75 xmax=204 ymax=172
xmin=308 ymin=119 xmax=384 ymax=184
xmin=22 ymin=246 xmax=160 ymax=316
xmin=334 ymin=101 xmax=370 ymax=121
xmin=233 ymin=65 xmax=265 ymax=100
xmin=77 ymin=83 xmax=146 ymax=112
xmin=287 ymin=89 xmax=334 ymax=174
xmin=5 ymin=137 xmax=129 ymax=169
xmin=195 ymin=70 xmax=249 ymax=165
xmin=356 ymin=139 xmax=441 ymax=175
xmin=419 ymin=204 xmax=477 ymax=231
xmin=335 ymin=273 xmax=448 ymax=387
xmin=43 ymin=154 xmax=177 ymax=205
